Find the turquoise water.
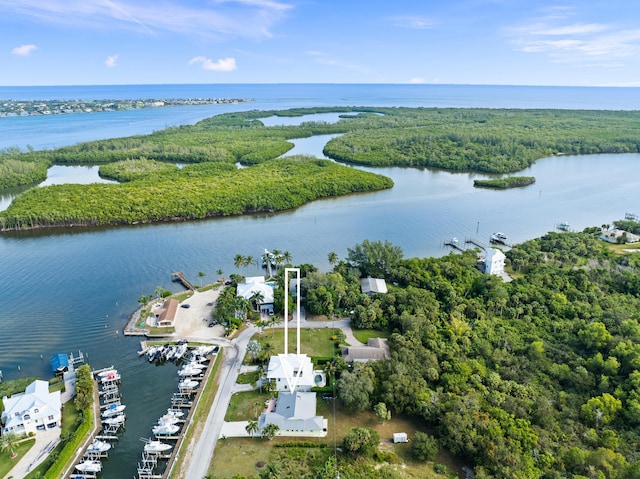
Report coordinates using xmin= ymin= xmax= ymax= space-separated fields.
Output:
xmin=1 ymin=84 xmax=640 ymax=477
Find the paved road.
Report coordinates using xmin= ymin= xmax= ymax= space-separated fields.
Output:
xmin=183 ymin=325 xmax=257 ymax=479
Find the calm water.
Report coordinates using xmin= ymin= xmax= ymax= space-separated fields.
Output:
xmin=1 ymin=84 xmax=640 ymax=478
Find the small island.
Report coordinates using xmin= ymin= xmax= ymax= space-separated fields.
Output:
xmin=473 ymin=176 xmax=536 ymax=189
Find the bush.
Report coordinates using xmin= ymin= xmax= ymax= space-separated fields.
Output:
xmin=411 ymin=431 xmax=439 ymax=461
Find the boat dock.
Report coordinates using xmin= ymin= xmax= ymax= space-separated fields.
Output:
xmin=465 ymin=237 xmax=488 ymax=250
xmin=171 ymin=271 xmax=197 ymax=291
xmin=444 ymin=238 xmax=465 ymax=252
xmin=137 ymin=348 xmax=217 ymax=479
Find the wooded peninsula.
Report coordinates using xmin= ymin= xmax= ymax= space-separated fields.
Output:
xmin=2 ymin=106 xmax=640 ymax=230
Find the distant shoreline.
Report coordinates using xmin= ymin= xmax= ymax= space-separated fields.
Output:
xmin=0 ymin=97 xmax=254 ymax=118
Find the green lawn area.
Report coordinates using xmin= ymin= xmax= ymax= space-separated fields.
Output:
xmin=237 ymin=371 xmax=259 ymax=385
xmin=251 ymin=327 xmax=339 ymax=360
xmin=351 ymin=328 xmax=392 ymax=344
xmin=225 ymin=390 xmax=272 ymax=422
xmin=0 ymin=438 xmax=35 ymax=478
xmin=211 ymin=396 xmax=461 ymax=478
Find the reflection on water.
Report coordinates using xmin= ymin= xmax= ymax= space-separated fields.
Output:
xmin=39 ymin=164 xmax=117 ymax=187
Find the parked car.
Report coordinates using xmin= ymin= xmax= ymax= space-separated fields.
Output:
xmin=180 ymin=304 xmax=191 ymax=309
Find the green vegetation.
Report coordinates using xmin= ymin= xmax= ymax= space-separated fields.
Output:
xmin=0 ymin=156 xmax=391 ymax=231
xmin=4 ymin=106 xmax=640 ymax=231
xmin=284 ymin=236 xmax=640 ymax=478
xmin=473 ymin=175 xmax=535 ymax=189
xmin=225 ymin=390 xmax=272 ymax=421
xmin=0 ymin=437 xmax=34 ymax=477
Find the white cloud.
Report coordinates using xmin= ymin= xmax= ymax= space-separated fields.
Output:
xmin=11 ymin=44 xmax=37 ymax=56
xmin=390 ymin=15 xmax=432 ymax=30
xmin=0 ymin=0 xmax=293 ymax=39
xmin=104 ymin=54 xmax=118 ymax=68
xmin=508 ymin=9 xmax=640 ymax=66
xmin=408 ymin=77 xmax=425 ymax=84
xmin=189 ymin=56 xmax=237 ymax=72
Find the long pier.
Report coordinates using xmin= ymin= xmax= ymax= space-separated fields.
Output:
xmin=465 ymin=237 xmax=489 ymax=250
xmin=171 ymin=272 xmax=197 ymax=291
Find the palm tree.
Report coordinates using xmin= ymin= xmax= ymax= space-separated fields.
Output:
xmin=0 ymin=431 xmax=19 ymax=459
xmin=262 ymin=341 xmax=275 ymax=358
xmin=328 ymin=251 xmax=338 ymax=266
xmin=282 ymin=250 xmax=292 ymax=264
xmin=234 ymin=253 xmax=245 ymax=269
xmin=246 ymin=420 xmax=259 ymax=438
xmin=262 ymin=423 xmax=280 ymax=440
xmin=249 ymin=290 xmax=265 ymax=312
xmin=244 ymin=255 xmax=255 ymax=268
xmin=233 ymin=296 xmax=251 ymax=321
xmin=154 ymin=285 xmax=164 ymax=299
xmin=198 ymin=271 xmax=206 ymax=287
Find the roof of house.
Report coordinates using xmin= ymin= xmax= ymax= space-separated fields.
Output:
xmin=267 ymin=354 xmax=315 ymax=390
xmin=360 ymin=277 xmax=388 ymax=294
xmin=237 ymin=281 xmax=274 ymax=304
xmin=158 ymin=298 xmax=179 ymax=324
xmin=486 ymin=248 xmax=506 ymax=262
xmin=259 ymin=392 xmax=324 ymax=432
xmin=2 ymin=380 xmax=61 ymax=429
xmin=341 ymin=338 xmax=391 ymax=363
xmin=50 ymin=353 xmax=69 ymax=372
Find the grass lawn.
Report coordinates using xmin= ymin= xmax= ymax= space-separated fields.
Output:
xmin=237 ymin=371 xmax=259 ymax=385
xmin=607 ymin=242 xmax=640 ymax=254
xmin=210 ymin=397 xmax=461 ymax=478
xmin=225 ymin=390 xmax=272 ymax=422
xmin=251 ymin=328 xmax=339 ymax=360
xmin=0 ymin=438 xmax=35 ymax=478
xmin=352 ymin=328 xmax=392 ymax=344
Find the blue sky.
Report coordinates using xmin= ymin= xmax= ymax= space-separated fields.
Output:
xmin=2 ymin=0 xmax=640 ymax=86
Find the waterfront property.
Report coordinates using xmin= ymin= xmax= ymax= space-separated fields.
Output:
xmin=257 ymin=391 xmax=326 ymax=435
xmin=600 ymin=228 xmax=640 ymax=244
xmin=237 ymin=276 xmax=275 ymax=315
xmin=266 ymin=354 xmax=315 ymax=392
xmin=155 ymin=298 xmax=179 ymax=327
xmin=484 ymin=248 xmax=506 ymax=275
xmin=1 ymin=380 xmax=61 ymax=436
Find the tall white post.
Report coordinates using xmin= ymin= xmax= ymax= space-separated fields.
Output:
xmin=284 ymin=268 xmax=301 ymax=356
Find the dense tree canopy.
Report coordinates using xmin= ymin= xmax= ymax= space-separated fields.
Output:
xmin=300 ymin=232 xmax=640 ymax=477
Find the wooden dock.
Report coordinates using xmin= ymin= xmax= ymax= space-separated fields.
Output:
xmin=171 ymin=272 xmax=197 ymax=291
xmin=465 ymin=238 xmax=488 ymax=250
xmin=444 ymin=238 xmax=465 ymax=252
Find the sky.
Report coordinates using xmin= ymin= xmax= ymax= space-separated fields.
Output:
xmin=2 ymin=0 xmax=640 ymax=86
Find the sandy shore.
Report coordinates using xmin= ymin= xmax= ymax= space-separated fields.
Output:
xmin=173 ymin=286 xmax=227 ymax=341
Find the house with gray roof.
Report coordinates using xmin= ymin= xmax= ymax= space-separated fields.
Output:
xmin=360 ymin=277 xmax=388 ymax=295
xmin=258 ymin=391 xmax=326 ymax=435
xmin=342 ymin=338 xmax=391 ymax=363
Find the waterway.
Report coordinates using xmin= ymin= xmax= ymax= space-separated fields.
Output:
xmin=1 ymin=89 xmax=640 ymax=478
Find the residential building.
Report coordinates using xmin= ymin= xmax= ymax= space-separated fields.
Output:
xmin=155 ymin=298 xmax=179 ymax=327
xmin=237 ymin=276 xmax=275 ymax=315
xmin=360 ymin=277 xmax=388 ymax=295
xmin=1 ymin=380 xmax=61 ymax=436
xmin=258 ymin=391 xmax=326 ymax=434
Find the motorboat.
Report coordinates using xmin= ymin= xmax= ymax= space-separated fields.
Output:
xmin=152 ymin=423 xmax=179 ymax=435
xmin=490 ymin=232 xmax=508 ymax=244
xmin=166 ymin=408 xmax=184 ymax=418
xmin=102 ymin=404 xmax=126 ymax=418
xmin=178 ymin=362 xmax=204 ymax=377
xmin=102 ymin=414 xmax=126 ymax=426
xmin=86 ymin=439 xmax=111 ymax=453
xmin=157 ymin=414 xmax=180 ymax=425
xmin=99 ymin=371 xmax=121 ymax=383
xmin=75 ymin=460 xmax=102 ymax=472
xmin=178 ymin=378 xmax=199 ymax=390
xmin=558 ymin=222 xmax=570 ymax=231
xmin=144 ymin=440 xmax=172 ymax=454
xmin=171 ymin=342 xmax=188 ymax=361
xmin=96 ymin=368 xmax=117 ymax=378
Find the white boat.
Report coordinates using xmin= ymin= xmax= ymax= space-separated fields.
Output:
xmin=178 ymin=378 xmax=199 ymax=390
xmin=157 ymin=414 xmax=180 ymax=425
xmin=178 ymin=363 xmax=204 ymax=377
xmin=100 ymin=371 xmax=121 ymax=383
xmin=166 ymin=408 xmax=185 ymax=418
xmin=152 ymin=423 xmax=179 ymax=435
xmin=172 ymin=342 xmax=188 ymax=361
xmin=102 ymin=404 xmax=126 ymax=418
xmin=490 ymin=232 xmax=508 ymax=244
xmin=144 ymin=440 xmax=172 ymax=454
xmin=75 ymin=460 xmax=102 ymax=472
xmin=86 ymin=439 xmax=111 ymax=453
xmin=558 ymin=222 xmax=570 ymax=231
xmin=102 ymin=414 xmax=126 ymax=425
xmin=96 ymin=368 xmax=117 ymax=378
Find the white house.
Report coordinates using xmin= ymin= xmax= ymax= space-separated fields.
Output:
xmin=1 ymin=380 xmax=61 ymax=436
xmin=237 ymin=276 xmax=275 ymax=315
xmin=484 ymin=248 xmax=506 ymax=275
xmin=360 ymin=277 xmax=388 ymax=295
xmin=600 ymin=229 xmax=640 ymax=244
xmin=258 ymin=391 xmax=326 ymax=435
xmin=266 ymin=354 xmax=317 ymax=392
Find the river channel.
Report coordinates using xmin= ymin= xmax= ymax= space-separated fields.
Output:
xmin=1 ymin=112 xmax=639 ymax=477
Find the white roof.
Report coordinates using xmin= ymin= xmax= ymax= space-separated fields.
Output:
xmin=360 ymin=277 xmax=388 ymax=294
xmin=485 ymin=248 xmax=506 ymax=261
xmin=237 ymin=281 xmax=274 ymax=304
xmin=244 ymin=276 xmax=266 ymax=284
xmin=267 ymin=354 xmax=315 ymax=390
xmin=2 ymin=380 xmax=61 ymax=429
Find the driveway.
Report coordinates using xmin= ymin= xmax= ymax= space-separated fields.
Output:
xmin=5 ymin=427 xmax=60 ymax=479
